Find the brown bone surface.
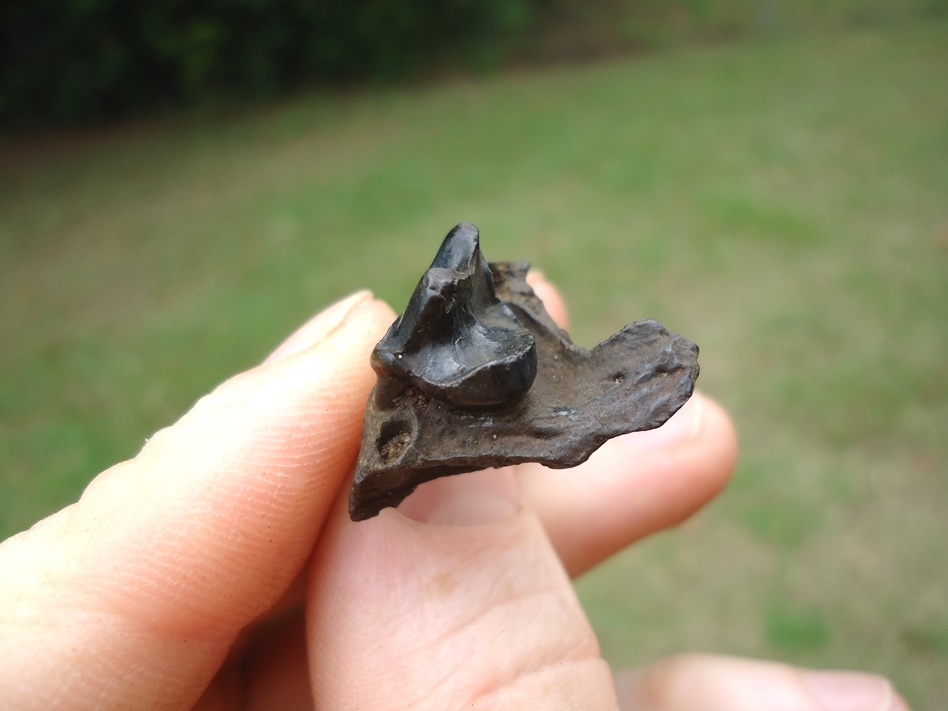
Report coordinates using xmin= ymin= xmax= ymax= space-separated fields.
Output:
xmin=349 ymin=223 xmax=699 ymax=521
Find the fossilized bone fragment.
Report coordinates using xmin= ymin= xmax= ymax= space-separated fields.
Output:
xmin=349 ymin=223 xmax=699 ymax=521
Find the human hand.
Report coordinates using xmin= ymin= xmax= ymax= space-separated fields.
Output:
xmin=0 ymin=280 xmax=908 ymax=710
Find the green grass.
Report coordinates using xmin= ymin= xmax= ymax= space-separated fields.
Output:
xmin=2 ymin=23 xmax=947 ymax=707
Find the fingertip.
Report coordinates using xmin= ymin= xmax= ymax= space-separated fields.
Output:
xmin=611 ymin=390 xmax=738 ymax=522
xmin=264 ymin=290 xmax=393 ymax=365
xmin=526 ymin=269 xmax=570 ymax=330
xmin=616 ymin=655 xmax=909 ymax=711
xmin=397 ymin=469 xmax=522 ymax=526
xmin=801 ymin=670 xmax=911 ymax=711
xmin=667 ymin=392 xmax=738 ymax=509
xmin=699 ymin=393 xmax=739 ymax=492
xmin=520 ymin=391 xmax=738 ymax=577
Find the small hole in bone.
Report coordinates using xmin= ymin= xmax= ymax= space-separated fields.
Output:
xmin=376 ymin=417 xmax=412 ymax=463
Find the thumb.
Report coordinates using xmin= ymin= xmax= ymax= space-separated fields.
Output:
xmin=307 ymin=469 xmax=620 ymax=710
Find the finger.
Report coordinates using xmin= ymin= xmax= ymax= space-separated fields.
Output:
xmin=614 ymin=654 xmax=910 ymax=711
xmin=518 ymin=390 xmax=737 ymax=577
xmin=520 ymin=272 xmax=736 ymax=576
xmin=263 ymin=291 xmax=375 ymax=365
xmin=307 ymin=470 xmax=621 ymax=710
xmin=526 ymin=269 xmax=569 ymax=330
xmin=0 ymin=292 xmax=395 ymax=710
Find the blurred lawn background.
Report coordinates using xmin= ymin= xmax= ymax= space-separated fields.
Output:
xmin=1 ymin=4 xmax=947 ymax=707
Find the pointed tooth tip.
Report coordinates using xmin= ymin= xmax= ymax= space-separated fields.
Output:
xmin=451 ymin=222 xmax=480 ymax=245
xmin=434 ymin=223 xmax=482 ymax=270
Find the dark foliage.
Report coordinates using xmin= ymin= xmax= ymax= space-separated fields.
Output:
xmin=0 ymin=0 xmax=540 ymax=125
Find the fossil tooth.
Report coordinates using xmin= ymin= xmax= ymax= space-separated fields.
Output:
xmin=349 ymin=224 xmax=700 ymax=522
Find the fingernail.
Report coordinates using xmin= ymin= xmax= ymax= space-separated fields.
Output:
xmin=264 ymin=291 xmax=374 ymax=364
xmin=802 ymin=671 xmax=903 ymax=711
xmin=620 ymin=393 xmax=704 ymax=451
xmin=397 ymin=469 xmax=521 ymax=525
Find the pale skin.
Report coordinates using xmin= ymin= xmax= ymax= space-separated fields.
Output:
xmin=0 ymin=276 xmax=909 ymax=710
